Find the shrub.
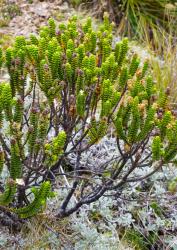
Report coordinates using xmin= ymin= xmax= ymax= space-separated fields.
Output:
xmin=0 ymin=14 xmax=176 ymax=220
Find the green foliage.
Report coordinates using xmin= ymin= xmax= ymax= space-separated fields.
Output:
xmin=152 ymin=136 xmax=162 ymax=161
xmin=45 ymin=131 xmax=66 ymax=165
xmin=76 ymin=90 xmax=86 ymax=117
xmin=150 ymin=201 xmax=163 ymax=217
xmin=15 ymin=181 xmax=52 ymax=218
xmin=124 ymin=229 xmax=148 ymax=250
xmin=0 ymin=15 xmax=176 ymax=220
xmin=0 ymin=179 xmax=16 ymax=206
xmin=10 ymin=138 xmax=22 ymax=179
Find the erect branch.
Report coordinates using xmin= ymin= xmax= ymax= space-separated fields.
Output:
xmin=0 ymin=133 xmax=10 ymax=154
xmin=58 ymin=142 xmax=82 ymax=213
xmin=57 ymin=185 xmax=107 ymax=218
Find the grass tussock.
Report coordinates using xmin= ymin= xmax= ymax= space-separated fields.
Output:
xmin=148 ymin=32 xmax=177 ymax=104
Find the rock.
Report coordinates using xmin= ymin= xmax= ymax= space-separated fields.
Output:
xmin=30 ymin=3 xmax=50 ymax=17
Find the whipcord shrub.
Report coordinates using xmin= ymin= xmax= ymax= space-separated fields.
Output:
xmin=0 ymin=14 xmax=176 ymax=219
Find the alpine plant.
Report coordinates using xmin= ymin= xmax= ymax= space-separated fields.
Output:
xmin=0 ymin=14 xmax=176 ymax=219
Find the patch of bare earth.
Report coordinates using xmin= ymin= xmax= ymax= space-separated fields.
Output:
xmin=0 ymin=0 xmax=75 ymax=37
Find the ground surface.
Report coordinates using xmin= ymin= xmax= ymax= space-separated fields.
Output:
xmin=0 ymin=0 xmax=74 ymax=36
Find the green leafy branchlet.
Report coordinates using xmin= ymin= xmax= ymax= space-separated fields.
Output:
xmin=0 ymin=16 xmax=176 ymax=220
